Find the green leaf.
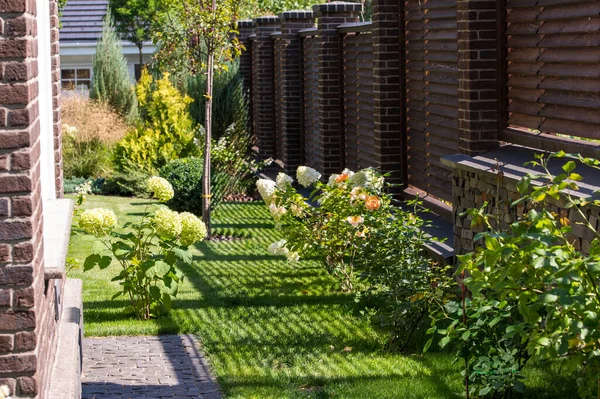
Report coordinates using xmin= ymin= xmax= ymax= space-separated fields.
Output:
xmin=537 ymin=337 xmax=551 ymax=346
xmin=111 ymin=291 xmax=123 ymax=300
xmin=562 ymin=160 xmax=576 ymax=173
xmin=461 ymin=331 xmax=471 ymax=341
xmin=162 ymin=293 xmax=172 ymax=311
xmin=173 ymin=248 xmax=193 ymax=265
xmin=92 ymin=241 xmax=105 ymax=255
xmin=479 ymin=387 xmax=492 ymax=396
xmin=153 ymin=260 xmax=171 ymax=276
xmin=439 ymin=336 xmax=451 ymax=348
xmin=83 ymin=254 xmax=101 ymax=271
xmin=98 ymin=256 xmax=112 ymax=269
xmin=539 ymin=293 xmax=558 ymax=303
xmin=423 ymin=337 xmax=433 ymax=353
xmin=514 ymin=381 xmax=525 ymax=393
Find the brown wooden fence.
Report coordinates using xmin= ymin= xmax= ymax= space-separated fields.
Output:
xmin=237 ymin=0 xmax=600 ymax=218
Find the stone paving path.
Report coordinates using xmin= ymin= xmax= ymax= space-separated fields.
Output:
xmin=82 ymin=334 xmax=222 ymax=399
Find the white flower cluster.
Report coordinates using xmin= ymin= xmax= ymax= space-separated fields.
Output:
xmin=348 ymin=169 xmax=384 ymax=190
xmin=269 ymin=203 xmax=287 ymax=220
xmin=79 ymin=208 xmax=118 ymax=236
xmin=256 ymin=179 xmax=277 ymax=205
xmin=267 ymin=239 xmax=300 ymax=262
xmin=0 ymin=385 xmax=11 ymax=399
xmin=276 ymin=173 xmax=294 ymax=190
xmin=153 ymin=207 xmax=182 ymax=239
xmin=75 ymin=180 xmax=93 ymax=196
xmin=147 ymin=176 xmax=174 ymax=203
xmin=296 ymin=166 xmax=321 ymax=187
xmin=179 ymin=212 xmax=207 ymax=246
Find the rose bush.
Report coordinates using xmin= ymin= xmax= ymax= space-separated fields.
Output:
xmin=258 ymin=166 xmax=445 ymax=347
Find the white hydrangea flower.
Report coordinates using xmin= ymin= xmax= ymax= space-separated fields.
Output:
xmin=328 ymin=174 xmax=340 ymax=187
xmin=147 ymin=176 xmax=174 ymax=202
xmin=79 ymin=208 xmax=118 ymax=236
xmin=256 ymin=179 xmax=277 ymax=205
xmin=341 ymin=168 xmax=355 ymax=177
xmin=268 ymin=239 xmax=289 ymax=256
xmin=269 ymin=203 xmax=287 ymax=221
xmin=153 ymin=207 xmax=182 ymax=239
xmin=179 ymin=212 xmax=207 ymax=246
xmin=75 ymin=180 xmax=93 ymax=196
xmin=346 ymin=215 xmax=364 ymax=227
xmin=275 ymin=173 xmax=294 ymax=190
xmin=296 ymin=166 xmax=321 ymax=187
xmin=286 ymin=251 xmax=300 ymax=262
xmin=348 ymin=169 xmax=384 ymax=190
xmin=291 ymin=204 xmax=304 ymax=218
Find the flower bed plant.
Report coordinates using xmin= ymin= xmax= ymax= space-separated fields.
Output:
xmin=78 ymin=176 xmax=206 ymax=319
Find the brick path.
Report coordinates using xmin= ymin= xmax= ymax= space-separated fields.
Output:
xmin=82 ymin=334 xmax=222 ymax=399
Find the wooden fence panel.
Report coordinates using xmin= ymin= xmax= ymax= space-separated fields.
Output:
xmin=506 ymin=0 xmax=600 ymax=141
xmin=405 ymin=0 xmax=458 ymax=202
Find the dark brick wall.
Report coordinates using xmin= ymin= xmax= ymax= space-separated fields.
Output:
xmin=313 ymin=2 xmax=361 ymax=177
xmin=50 ymin=0 xmax=62 ymax=198
xmin=0 ymin=0 xmax=63 ymax=397
xmin=237 ymin=19 xmax=253 ymax=136
xmin=457 ymin=0 xmax=501 ymax=155
xmin=278 ymin=11 xmax=315 ymax=174
xmin=251 ymin=16 xmax=280 ymax=160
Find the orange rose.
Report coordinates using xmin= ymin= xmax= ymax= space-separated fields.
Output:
xmin=335 ymin=173 xmax=349 ymax=183
xmin=365 ymin=195 xmax=381 ymax=211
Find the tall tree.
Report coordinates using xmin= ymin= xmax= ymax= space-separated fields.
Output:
xmin=110 ymin=0 xmax=158 ymax=70
xmin=91 ymin=8 xmax=137 ymax=120
xmin=155 ymin=0 xmax=244 ymax=238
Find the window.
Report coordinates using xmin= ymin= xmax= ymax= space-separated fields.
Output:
xmin=61 ymin=68 xmax=91 ymax=91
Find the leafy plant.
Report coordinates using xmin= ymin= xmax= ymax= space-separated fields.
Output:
xmin=428 ymin=152 xmax=600 ymax=398
xmin=91 ymin=8 xmax=138 ymax=120
xmin=79 ymin=177 xmax=207 ymax=319
xmin=113 ymin=69 xmax=198 ymax=173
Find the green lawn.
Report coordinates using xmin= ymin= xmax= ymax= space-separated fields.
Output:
xmin=68 ymin=195 xmax=578 ymax=399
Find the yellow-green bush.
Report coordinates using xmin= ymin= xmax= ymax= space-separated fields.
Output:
xmin=113 ymin=70 xmax=198 ymax=173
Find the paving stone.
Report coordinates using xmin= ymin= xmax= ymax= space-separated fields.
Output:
xmin=82 ymin=334 xmax=221 ymax=399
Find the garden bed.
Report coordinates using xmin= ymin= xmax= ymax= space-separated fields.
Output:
xmin=68 ymin=195 xmax=579 ymax=398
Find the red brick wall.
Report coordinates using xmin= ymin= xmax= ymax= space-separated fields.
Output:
xmin=0 ymin=0 xmax=62 ymax=397
xmin=237 ymin=19 xmax=253 ymax=137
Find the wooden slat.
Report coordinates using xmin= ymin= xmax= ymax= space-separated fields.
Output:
xmin=538 ymin=2 xmax=600 ymax=20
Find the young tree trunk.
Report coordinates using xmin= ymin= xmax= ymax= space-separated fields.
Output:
xmin=138 ymin=45 xmax=144 ymax=79
xmin=202 ymin=46 xmax=214 ymax=239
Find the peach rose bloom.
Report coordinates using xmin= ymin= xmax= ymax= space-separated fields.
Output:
xmin=335 ymin=173 xmax=349 ymax=183
xmin=365 ymin=195 xmax=381 ymax=211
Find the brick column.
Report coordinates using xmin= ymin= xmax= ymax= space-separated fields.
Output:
xmin=50 ymin=0 xmax=63 ymax=197
xmin=457 ymin=0 xmax=501 ymax=155
xmin=252 ymin=16 xmax=280 ymax=160
xmin=313 ymin=2 xmax=361 ymax=177
xmin=372 ymin=0 xmax=405 ymax=191
xmin=279 ymin=10 xmax=315 ymax=174
xmin=0 ymin=0 xmax=47 ymax=396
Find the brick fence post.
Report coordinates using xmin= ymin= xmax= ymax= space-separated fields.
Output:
xmin=372 ymin=0 xmax=405 ymax=191
xmin=252 ymin=16 xmax=280 ymax=160
xmin=457 ymin=0 xmax=501 ymax=155
xmin=279 ymin=10 xmax=315 ymax=174
xmin=312 ymin=2 xmax=361 ymax=177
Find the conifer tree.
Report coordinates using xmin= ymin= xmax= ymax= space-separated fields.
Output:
xmin=91 ymin=9 xmax=137 ymax=120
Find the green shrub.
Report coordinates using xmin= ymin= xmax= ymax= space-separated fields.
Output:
xmin=96 ymin=164 xmax=151 ymax=197
xmin=63 ymin=133 xmax=111 ymax=179
xmin=91 ymin=8 xmax=137 ymax=120
xmin=113 ymin=70 xmax=198 ymax=173
xmin=159 ymin=157 xmax=228 ymax=214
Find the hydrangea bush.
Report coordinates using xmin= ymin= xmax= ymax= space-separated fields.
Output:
xmin=79 ymin=176 xmax=206 ymax=319
xmin=257 ymin=166 xmax=445 ymax=347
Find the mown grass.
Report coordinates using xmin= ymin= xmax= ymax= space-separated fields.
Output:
xmin=67 ymin=195 xmax=579 ymax=399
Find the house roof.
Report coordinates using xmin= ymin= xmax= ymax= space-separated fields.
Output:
xmin=59 ymin=0 xmax=108 ymax=42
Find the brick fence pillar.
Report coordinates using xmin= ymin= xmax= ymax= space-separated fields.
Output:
xmin=372 ymin=0 xmax=405 ymax=191
xmin=252 ymin=16 xmax=280 ymax=160
xmin=238 ymin=19 xmax=254 ymax=136
xmin=312 ymin=2 xmax=361 ymax=177
xmin=279 ymin=10 xmax=315 ymax=174
xmin=457 ymin=0 xmax=501 ymax=155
